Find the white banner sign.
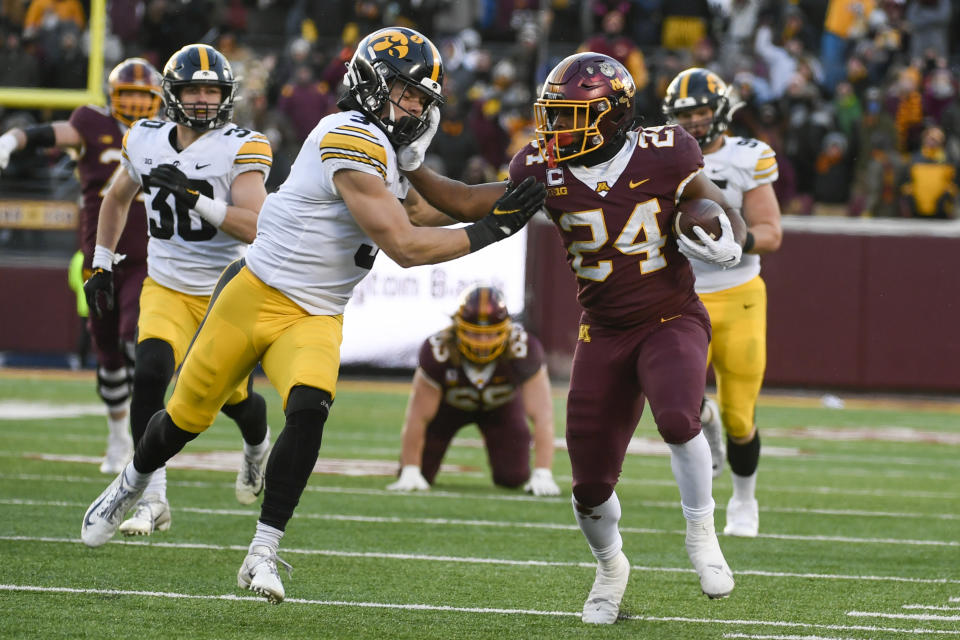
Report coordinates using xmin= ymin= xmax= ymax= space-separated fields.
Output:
xmin=340 ymin=229 xmax=527 ymax=368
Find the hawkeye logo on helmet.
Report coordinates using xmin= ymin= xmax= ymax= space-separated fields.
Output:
xmin=370 ymin=31 xmax=410 ymax=58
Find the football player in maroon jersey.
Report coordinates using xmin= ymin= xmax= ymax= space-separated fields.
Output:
xmin=0 ymin=58 xmax=163 ymax=475
xmin=402 ymin=52 xmax=748 ymax=623
xmin=386 ymin=285 xmax=559 ymax=496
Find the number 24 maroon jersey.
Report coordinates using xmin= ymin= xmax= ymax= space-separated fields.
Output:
xmin=509 ymin=125 xmax=703 ymax=327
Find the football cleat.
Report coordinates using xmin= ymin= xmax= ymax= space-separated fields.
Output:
xmin=700 ymin=396 xmax=725 ymax=478
xmin=238 ymin=545 xmax=292 ymax=604
xmin=118 ymin=494 xmax=171 ymax=536
xmin=685 ymin=515 xmax=735 ymax=598
xmin=724 ymin=496 xmax=759 ymax=538
xmin=99 ymin=431 xmax=133 ymax=474
xmin=81 ymin=468 xmax=145 ymax=547
xmin=236 ymin=431 xmax=270 ymax=505
xmin=581 ymin=551 xmax=631 ymax=624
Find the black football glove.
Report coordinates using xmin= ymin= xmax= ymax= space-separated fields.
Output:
xmin=147 ymin=163 xmax=200 ymax=208
xmin=465 ymin=176 xmax=547 ymax=252
xmin=83 ymin=267 xmax=115 ymax=319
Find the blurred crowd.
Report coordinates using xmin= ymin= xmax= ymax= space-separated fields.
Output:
xmin=1 ymin=0 xmax=959 ymax=219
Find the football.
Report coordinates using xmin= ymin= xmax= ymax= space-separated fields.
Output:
xmin=673 ymin=198 xmax=724 ymax=244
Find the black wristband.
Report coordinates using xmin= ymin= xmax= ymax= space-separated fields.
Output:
xmin=742 ymin=231 xmax=755 ymax=253
xmin=23 ymin=124 xmax=56 ymax=151
xmin=464 ymin=220 xmax=498 ymax=253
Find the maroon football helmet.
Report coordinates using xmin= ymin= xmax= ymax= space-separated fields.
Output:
xmin=534 ymin=52 xmax=636 ymax=164
xmin=107 ymin=57 xmax=162 ymax=127
xmin=454 ymin=285 xmax=512 ymax=364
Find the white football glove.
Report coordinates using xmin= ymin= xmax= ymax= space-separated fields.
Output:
xmin=0 ymin=131 xmax=19 ymax=172
xmin=523 ymin=467 xmax=560 ymax=497
xmin=386 ymin=465 xmax=430 ymax=491
xmin=396 ymin=106 xmax=440 ymax=171
xmin=677 ymin=211 xmax=742 ymax=269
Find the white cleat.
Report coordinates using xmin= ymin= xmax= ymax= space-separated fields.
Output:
xmin=81 ymin=469 xmax=145 ymax=547
xmin=118 ymin=494 xmax=171 ymax=536
xmin=99 ymin=432 xmax=134 ymax=474
xmin=238 ymin=545 xmax=292 ymax=604
xmin=581 ymin=551 xmax=630 ymax=624
xmin=236 ymin=432 xmax=270 ymax=505
xmin=686 ymin=516 xmax=735 ymax=598
xmin=700 ymin=396 xmax=725 ymax=479
xmin=724 ymin=496 xmax=759 ymax=538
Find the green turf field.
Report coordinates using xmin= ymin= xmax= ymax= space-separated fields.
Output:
xmin=0 ymin=371 xmax=958 ymax=639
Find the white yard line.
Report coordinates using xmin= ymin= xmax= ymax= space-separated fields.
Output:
xmin=1 ymin=583 xmax=958 ymax=636
xmin=2 ymin=535 xmax=959 ymax=585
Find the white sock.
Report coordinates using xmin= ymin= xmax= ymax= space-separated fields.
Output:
xmin=250 ymin=521 xmax=284 ymax=553
xmin=143 ymin=465 xmax=167 ymax=498
xmin=668 ymin=432 xmax=716 ymax=521
xmin=106 ymin=399 xmax=131 ymax=441
xmin=573 ymin=492 xmax=622 ymax=564
xmin=244 ymin=426 xmax=271 ymax=461
xmin=731 ymin=471 xmax=757 ymax=503
xmin=123 ymin=462 xmax=151 ymax=491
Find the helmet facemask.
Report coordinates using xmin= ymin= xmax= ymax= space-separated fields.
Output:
xmin=161 ymin=45 xmax=238 ymax=131
xmin=534 ymin=95 xmax=616 ymax=164
xmin=107 ymin=58 xmax=162 ymax=127
xmin=662 ymin=69 xmax=738 ymax=148
xmin=455 ymin=316 xmax=511 ymax=364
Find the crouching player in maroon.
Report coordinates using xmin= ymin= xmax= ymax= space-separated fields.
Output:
xmin=403 ymin=52 xmax=748 ymax=623
xmin=0 ymin=58 xmax=162 ymax=473
xmin=386 ymin=285 xmax=559 ymax=496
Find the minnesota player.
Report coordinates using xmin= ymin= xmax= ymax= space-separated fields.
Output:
xmin=0 ymin=58 xmax=163 ymax=474
xmin=404 ymin=52 xmax=748 ymax=623
xmin=386 ymin=285 xmax=559 ymax=496
xmin=663 ymin=68 xmax=782 ymax=537
xmin=81 ymin=27 xmax=545 ymax=603
xmin=82 ymin=44 xmax=274 ymax=538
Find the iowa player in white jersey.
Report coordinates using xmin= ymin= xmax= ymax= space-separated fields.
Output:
xmin=83 ymin=44 xmax=274 ymax=539
xmin=81 ymin=27 xmax=546 ymax=603
xmin=663 ymin=68 xmax=783 ymax=537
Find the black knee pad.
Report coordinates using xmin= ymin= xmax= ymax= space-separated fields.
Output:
xmin=285 ymin=384 xmax=333 ymax=418
xmin=573 ymin=482 xmax=614 ymax=508
xmin=728 ymin=432 xmax=761 ymax=477
xmin=132 ymin=339 xmax=175 ymax=391
xmin=134 ymin=410 xmax=198 ymax=473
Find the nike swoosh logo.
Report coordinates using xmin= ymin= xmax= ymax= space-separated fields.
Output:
xmin=743 ymin=303 xmax=756 ymax=309
xmin=629 ymin=178 xmax=650 ymax=189
xmin=492 ymin=207 xmax=519 ymax=215
xmin=195 ymin=163 xmax=211 ymax=170
xmin=83 ymin=496 xmax=105 ymax=527
xmin=660 ymin=314 xmax=682 ymax=323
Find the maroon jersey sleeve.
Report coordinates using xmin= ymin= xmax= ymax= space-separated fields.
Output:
xmin=69 ymin=105 xmax=148 ymax=268
xmin=417 ymin=332 xmax=450 ymax=386
xmin=509 ymin=130 xmax=702 ymax=327
xmin=504 ymin=326 xmax=545 ymax=384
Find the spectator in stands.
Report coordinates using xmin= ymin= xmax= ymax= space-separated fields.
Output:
xmin=832 ymin=81 xmax=863 ymax=140
xmin=904 ymin=0 xmax=951 ymax=63
xmin=820 ymin=0 xmax=876 ymax=95
xmin=23 ymin=0 xmax=84 ymax=39
xmin=276 ymin=64 xmax=334 ymax=144
xmin=385 ymin=284 xmax=559 ymax=497
xmin=923 ymin=67 xmax=957 ymax=127
xmin=0 ymin=29 xmax=41 ymax=89
xmin=886 ymin=65 xmax=925 ymax=153
xmin=901 ymin=125 xmax=957 ymax=219
xmin=855 ymin=85 xmax=899 ymax=176
xmin=578 ymin=8 xmax=649 ymax=101
xmin=813 ymin=131 xmax=855 ymax=216
xmin=858 ymin=131 xmax=904 ymax=218
xmin=660 ymin=0 xmax=714 ymax=52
